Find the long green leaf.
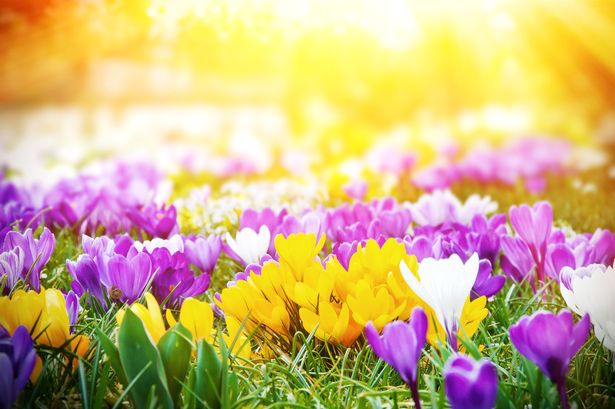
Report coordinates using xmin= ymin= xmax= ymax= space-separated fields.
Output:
xmin=117 ymin=309 xmax=173 ymax=409
xmin=158 ymin=323 xmax=193 ymax=405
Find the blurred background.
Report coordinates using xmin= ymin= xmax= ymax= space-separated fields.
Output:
xmin=1 ymin=0 xmax=615 ymax=183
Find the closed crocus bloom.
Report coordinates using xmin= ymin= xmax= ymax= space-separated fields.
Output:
xmin=560 ymin=263 xmax=615 ymax=353
xmin=0 ymin=288 xmax=70 ymax=348
xmin=0 ymin=247 xmax=24 ymax=292
xmin=365 ymin=308 xmax=428 ymax=409
xmin=2 ymin=228 xmax=55 ymax=291
xmin=225 ymin=226 xmax=271 ymax=266
xmin=401 ymin=253 xmax=480 ymax=350
xmin=117 ymin=293 xmax=166 ymax=344
xmin=107 ymin=252 xmax=153 ymax=304
xmin=166 ymin=297 xmax=214 ymax=343
xmin=0 ymin=326 xmax=37 ymax=409
xmin=509 ymin=310 xmax=590 ymax=409
xmin=444 ymin=354 xmax=498 ymax=409
xmin=184 ymin=235 xmax=222 ymax=274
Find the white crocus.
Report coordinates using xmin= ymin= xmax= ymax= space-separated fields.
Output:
xmin=133 ymin=234 xmax=184 ymax=255
xmin=225 ymin=225 xmax=271 ymax=265
xmin=560 ymin=263 xmax=615 ymax=353
xmin=400 ymin=253 xmax=479 ymax=346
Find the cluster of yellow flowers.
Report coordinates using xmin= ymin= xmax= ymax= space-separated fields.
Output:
xmin=117 ymin=293 xmax=252 ymax=359
xmin=216 ymin=233 xmax=489 ymax=352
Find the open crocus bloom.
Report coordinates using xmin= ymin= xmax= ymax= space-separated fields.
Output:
xmin=560 ymin=263 xmax=615 ymax=353
xmin=401 ymin=253 xmax=479 ymax=350
xmin=225 ymin=225 xmax=271 ymax=266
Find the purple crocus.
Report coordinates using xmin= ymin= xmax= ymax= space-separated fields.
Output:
xmin=365 ymin=307 xmax=428 ymax=409
xmin=0 ymin=247 xmax=24 ymax=293
xmin=0 ymin=325 xmax=37 ymax=409
xmin=127 ymin=203 xmax=179 ymax=239
xmin=509 ymin=310 xmax=590 ymax=409
xmin=184 ymin=235 xmax=222 ymax=274
xmin=444 ymin=354 xmax=498 ymax=409
xmin=2 ymin=228 xmax=55 ymax=291
xmin=501 ymin=202 xmax=553 ymax=291
xmin=107 ymin=252 xmax=153 ymax=304
xmin=65 ymin=291 xmax=80 ymax=328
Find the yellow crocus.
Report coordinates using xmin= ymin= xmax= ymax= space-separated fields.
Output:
xmin=166 ymin=297 xmax=214 ymax=343
xmin=0 ymin=287 xmax=91 ymax=377
xmin=0 ymin=288 xmax=70 ymax=347
xmin=299 ymin=301 xmax=361 ymax=347
xmin=346 ymin=281 xmax=407 ymax=330
xmin=274 ymin=233 xmax=326 ymax=280
xmin=117 ymin=293 xmax=166 ymax=344
xmin=222 ymin=316 xmax=252 ymax=360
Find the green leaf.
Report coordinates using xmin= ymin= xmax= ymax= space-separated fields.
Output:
xmin=96 ymin=328 xmax=128 ymax=387
xmin=117 ymin=309 xmax=174 ymax=409
xmin=158 ymin=323 xmax=193 ymax=405
xmin=194 ymin=339 xmax=223 ymax=409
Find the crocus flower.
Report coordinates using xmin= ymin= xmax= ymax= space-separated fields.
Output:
xmin=107 ymin=252 xmax=153 ymax=304
xmin=240 ymin=207 xmax=287 ymax=255
xmin=184 ymin=235 xmax=222 ymax=274
xmin=560 ymin=263 xmax=615 ymax=353
xmin=67 ymin=254 xmax=107 ymax=309
xmin=501 ymin=201 xmax=552 ymax=291
xmin=0 ymin=247 xmax=24 ymax=293
xmin=0 ymin=325 xmax=37 ymax=409
xmin=401 ymin=253 xmax=480 ymax=350
xmin=2 ymin=228 xmax=55 ymax=291
xmin=225 ymin=226 xmax=271 ymax=266
xmin=127 ymin=203 xmax=179 ymax=239
xmin=444 ymin=354 xmax=498 ymax=409
xmin=0 ymin=288 xmax=91 ymax=363
xmin=509 ymin=310 xmax=590 ymax=409
xmin=365 ymin=308 xmax=428 ymax=409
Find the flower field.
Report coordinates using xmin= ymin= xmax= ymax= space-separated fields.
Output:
xmin=1 ymin=134 xmax=614 ymax=408
xmin=2 ymin=1 xmax=615 ymax=408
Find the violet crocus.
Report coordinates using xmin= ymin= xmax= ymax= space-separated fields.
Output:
xmin=0 ymin=247 xmax=24 ymax=293
xmin=509 ymin=310 xmax=590 ymax=409
xmin=2 ymin=228 xmax=55 ymax=291
xmin=501 ymin=201 xmax=552 ymax=291
xmin=106 ymin=252 xmax=153 ymax=304
xmin=0 ymin=325 xmax=37 ymax=409
xmin=444 ymin=354 xmax=498 ymax=409
xmin=127 ymin=203 xmax=179 ymax=239
xmin=365 ymin=307 xmax=428 ymax=409
xmin=184 ymin=235 xmax=222 ymax=274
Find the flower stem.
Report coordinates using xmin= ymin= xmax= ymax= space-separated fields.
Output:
xmin=558 ymin=382 xmax=570 ymax=409
xmin=409 ymin=381 xmax=422 ymax=409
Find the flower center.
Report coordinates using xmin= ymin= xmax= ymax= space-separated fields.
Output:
xmin=109 ymin=286 xmax=123 ymax=300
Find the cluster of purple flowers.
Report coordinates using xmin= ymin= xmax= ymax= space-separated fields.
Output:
xmin=413 ymin=138 xmax=572 ymax=193
xmin=41 ymin=162 xmax=178 ymax=237
xmin=501 ymin=201 xmax=615 ymax=292
xmin=0 ymin=176 xmax=38 ymax=242
xmin=67 ymin=233 xmax=221 ymax=308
